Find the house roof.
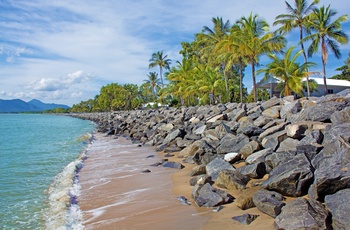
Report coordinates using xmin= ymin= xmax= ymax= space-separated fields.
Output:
xmin=309 ymin=77 xmax=350 ymax=87
xmin=256 ymin=76 xmax=350 ymax=88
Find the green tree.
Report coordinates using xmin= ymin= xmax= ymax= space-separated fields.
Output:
xmin=196 ymin=65 xmax=223 ymax=105
xmin=235 ymin=13 xmax=286 ymax=102
xmin=258 ymin=46 xmax=316 ymax=96
xmin=196 ymin=17 xmax=231 ymax=95
xmin=149 ymin=51 xmax=171 ymax=87
xmin=303 ymin=5 xmax=349 ymax=95
xmin=144 ymin=72 xmax=161 ymax=100
xmin=274 ymin=0 xmax=319 ymax=97
xmin=216 ymin=24 xmax=248 ymax=103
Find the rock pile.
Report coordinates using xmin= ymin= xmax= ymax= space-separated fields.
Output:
xmin=71 ymin=90 xmax=350 ymax=229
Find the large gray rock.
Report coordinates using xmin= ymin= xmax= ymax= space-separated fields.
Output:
xmin=214 ymin=123 xmax=232 ymax=140
xmin=236 ymin=162 xmax=266 ymax=179
xmin=276 ymin=138 xmax=299 ymax=153
xmin=192 ymin=183 xmax=234 ymax=207
xmin=261 ymin=105 xmax=281 ymax=119
xmin=252 ymin=189 xmax=285 ymax=218
xmin=253 ymin=116 xmax=273 ymax=127
xmin=331 ymin=107 xmax=350 ymax=123
xmin=325 ymin=189 xmax=350 ymax=230
xmin=274 ymin=198 xmax=331 ymax=230
xmin=179 ymin=139 xmax=215 ymax=160
xmin=322 ymin=123 xmax=350 ymax=145
xmin=261 ymin=97 xmax=281 ymax=110
xmin=239 ymin=140 xmax=260 ymax=159
xmin=265 ymin=150 xmax=297 ymax=169
xmin=280 ymin=100 xmax=302 ymax=119
xmin=261 ymin=130 xmax=288 ymax=151
xmin=206 ymin=157 xmax=235 ymax=180
xmin=263 ymin=153 xmax=314 ymax=197
xmin=162 ymin=129 xmax=185 ymax=145
xmin=309 ymin=138 xmax=350 ymax=201
xmin=216 ymin=169 xmax=250 ymax=190
xmin=258 ymin=122 xmax=289 ymax=142
xmin=245 ymin=148 xmax=273 ymax=164
xmin=216 ymin=134 xmax=249 ymax=154
xmin=294 ymin=100 xmax=348 ymax=122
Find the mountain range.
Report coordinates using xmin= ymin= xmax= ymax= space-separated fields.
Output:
xmin=0 ymin=99 xmax=70 ymax=113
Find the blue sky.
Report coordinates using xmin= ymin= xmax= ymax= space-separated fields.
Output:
xmin=0 ymin=0 xmax=349 ymax=106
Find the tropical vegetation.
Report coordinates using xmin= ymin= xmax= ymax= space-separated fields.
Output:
xmin=67 ymin=0 xmax=348 ymax=113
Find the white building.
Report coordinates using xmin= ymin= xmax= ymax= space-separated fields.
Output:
xmin=256 ymin=76 xmax=350 ymax=97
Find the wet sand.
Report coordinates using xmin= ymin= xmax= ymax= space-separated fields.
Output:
xmin=78 ymin=134 xmax=208 ymax=230
xmin=78 ymin=133 xmax=275 ymax=229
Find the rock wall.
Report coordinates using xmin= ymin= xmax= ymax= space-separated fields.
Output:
xmin=71 ymin=90 xmax=350 ymax=229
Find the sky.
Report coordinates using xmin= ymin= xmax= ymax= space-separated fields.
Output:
xmin=0 ymin=0 xmax=349 ymax=106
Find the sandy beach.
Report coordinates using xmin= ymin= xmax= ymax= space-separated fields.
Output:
xmin=78 ymin=133 xmax=275 ymax=230
xmin=78 ymin=134 xmax=208 ymax=230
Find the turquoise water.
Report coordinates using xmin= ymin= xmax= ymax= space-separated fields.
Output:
xmin=0 ymin=114 xmax=95 ymax=229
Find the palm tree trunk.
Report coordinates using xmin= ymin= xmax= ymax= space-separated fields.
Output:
xmin=239 ymin=58 xmax=243 ymax=103
xmin=321 ymin=38 xmax=328 ymax=95
xmin=252 ymin=61 xmax=257 ymax=102
xmin=300 ymin=26 xmax=310 ymax=97
xmin=159 ymin=67 xmax=164 ymax=87
xmin=322 ymin=59 xmax=327 ymax=95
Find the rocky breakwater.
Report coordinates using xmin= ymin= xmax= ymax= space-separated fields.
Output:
xmin=72 ymin=89 xmax=350 ymax=229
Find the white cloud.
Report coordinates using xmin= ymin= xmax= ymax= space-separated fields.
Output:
xmin=0 ymin=0 xmax=349 ymax=105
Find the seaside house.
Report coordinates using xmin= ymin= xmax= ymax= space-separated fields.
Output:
xmin=256 ymin=76 xmax=350 ymax=97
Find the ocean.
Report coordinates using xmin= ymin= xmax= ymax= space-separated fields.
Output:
xmin=0 ymin=114 xmax=95 ymax=230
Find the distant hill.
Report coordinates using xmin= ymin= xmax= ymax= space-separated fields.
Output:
xmin=0 ymin=99 xmax=70 ymax=113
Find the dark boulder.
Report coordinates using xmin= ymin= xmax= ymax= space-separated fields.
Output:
xmin=331 ymin=107 xmax=350 ymax=123
xmin=205 ymin=157 xmax=235 ymax=180
xmin=263 ymin=153 xmax=314 ymax=197
xmin=274 ymin=198 xmax=331 ymax=230
xmin=245 ymin=148 xmax=273 ymax=165
xmin=192 ymin=183 xmax=234 ymax=207
xmin=216 ymin=134 xmax=249 ymax=154
xmin=325 ymin=189 xmax=350 ymax=230
xmin=216 ymin=169 xmax=250 ymax=190
xmin=236 ymin=162 xmax=266 ymax=179
xmin=232 ymin=214 xmax=259 ymax=225
xmin=162 ymin=129 xmax=186 ymax=145
xmin=189 ymin=165 xmax=206 ymax=176
xmin=252 ymin=189 xmax=285 ymax=218
xmin=161 ymin=161 xmax=184 ymax=169
xmin=309 ymin=138 xmax=350 ymax=201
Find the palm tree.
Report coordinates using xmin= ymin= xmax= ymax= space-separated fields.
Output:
xmin=149 ymin=51 xmax=171 ymax=87
xmin=235 ymin=13 xmax=286 ymax=102
xmin=274 ymin=0 xmax=319 ymax=97
xmin=258 ymin=46 xmax=316 ymax=96
xmin=196 ymin=65 xmax=223 ymax=105
xmin=216 ymin=23 xmax=248 ymax=103
xmin=144 ymin=72 xmax=161 ymax=100
xmin=196 ymin=17 xmax=231 ymax=95
xmin=303 ymin=5 xmax=349 ymax=95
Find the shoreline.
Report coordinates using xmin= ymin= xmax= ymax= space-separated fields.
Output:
xmin=77 ymin=133 xmax=208 ymax=229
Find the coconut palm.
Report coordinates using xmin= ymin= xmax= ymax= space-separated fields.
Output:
xmin=216 ymin=23 xmax=248 ymax=103
xmin=274 ymin=0 xmax=319 ymax=97
xmin=303 ymin=5 xmax=349 ymax=95
xmin=257 ymin=46 xmax=316 ymax=96
xmin=196 ymin=17 xmax=231 ymax=95
xmin=144 ymin=72 xmax=161 ymax=101
xmin=235 ymin=13 xmax=286 ymax=102
xmin=196 ymin=65 xmax=223 ymax=105
xmin=149 ymin=51 xmax=171 ymax=87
